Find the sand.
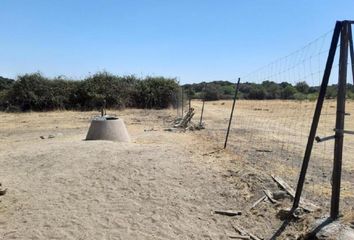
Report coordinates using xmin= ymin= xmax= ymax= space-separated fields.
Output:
xmin=0 ymin=109 xmax=269 ymax=239
xmin=0 ymin=102 xmax=353 ymax=239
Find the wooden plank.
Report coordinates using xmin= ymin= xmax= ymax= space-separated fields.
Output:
xmin=271 ymin=175 xmax=319 ymax=212
xmin=174 ymin=108 xmax=195 ymax=128
xmin=263 ymin=189 xmax=277 ymax=204
xmin=271 ymin=175 xmax=295 ymax=197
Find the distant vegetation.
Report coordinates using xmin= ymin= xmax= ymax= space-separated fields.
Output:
xmin=183 ymin=80 xmax=354 ymax=101
xmin=2 ymin=74 xmax=354 ymax=112
xmin=0 ymin=72 xmax=179 ymax=111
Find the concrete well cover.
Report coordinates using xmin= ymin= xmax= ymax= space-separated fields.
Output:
xmin=85 ymin=117 xmax=131 ymax=142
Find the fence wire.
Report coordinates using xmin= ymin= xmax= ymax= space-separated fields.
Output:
xmin=192 ymin=27 xmax=354 ymax=214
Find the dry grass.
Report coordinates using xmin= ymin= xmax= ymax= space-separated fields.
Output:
xmin=192 ymin=99 xmax=354 ymax=211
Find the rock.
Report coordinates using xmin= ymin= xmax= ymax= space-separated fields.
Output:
xmin=48 ymin=134 xmax=55 ymax=139
xmin=272 ymin=190 xmax=289 ymax=200
xmin=0 ymin=188 xmax=7 ymax=196
xmin=306 ymin=219 xmax=354 ymax=240
xmin=40 ymin=136 xmax=45 ymax=139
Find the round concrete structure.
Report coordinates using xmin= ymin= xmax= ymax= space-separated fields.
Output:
xmin=85 ymin=117 xmax=130 ymax=142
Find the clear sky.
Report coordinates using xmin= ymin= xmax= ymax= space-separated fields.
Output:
xmin=0 ymin=0 xmax=353 ymax=84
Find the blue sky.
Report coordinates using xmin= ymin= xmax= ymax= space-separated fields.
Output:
xmin=0 ymin=0 xmax=353 ymax=84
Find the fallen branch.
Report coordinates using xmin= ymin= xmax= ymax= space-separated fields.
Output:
xmin=249 ymin=195 xmax=267 ymax=210
xmin=214 ymin=210 xmax=242 ymax=216
xmin=229 ymin=235 xmax=251 ymax=239
xmin=231 ymin=222 xmax=262 ymax=240
xmin=255 ymin=149 xmax=272 ymax=153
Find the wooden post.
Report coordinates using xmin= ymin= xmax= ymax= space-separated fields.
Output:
xmin=330 ymin=21 xmax=349 ymax=220
xmin=175 ymin=92 xmax=179 ymax=117
xmin=181 ymin=87 xmax=184 ymax=117
xmin=224 ymin=78 xmax=241 ymax=149
xmin=292 ymin=21 xmax=342 ymax=211
xmin=101 ymin=99 xmax=106 ymax=117
xmin=199 ymin=83 xmax=206 ymax=126
xmin=348 ymin=25 xmax=354 ymax=84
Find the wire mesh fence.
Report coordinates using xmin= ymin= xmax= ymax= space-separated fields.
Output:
xmin=189 ymin=25 xmax=354 ymax=216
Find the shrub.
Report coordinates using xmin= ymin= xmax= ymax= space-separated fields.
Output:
xmin=133 ymin=77 xmax=179 ymax=109
xmin=248 ymin=87 xmax=265 ymax=100
xmin=294 ymin=92 xmax=307 ymax=101
xmin=280 ymin=85 xmax=296 ymax=99
xmin=6 ymin=73 xmax=52 ymax=111
xmin=1 ymin=72 xmax=179 ymax=111
xmin=204 ymin=84 xmax=221 ymax=101
xmin=77 ymin=72 xmax=138 ymax=110
xmin=0 ymin=76 xmax=14 ymax=91
xmin=307 ymin=92 xmax=318 ymax=101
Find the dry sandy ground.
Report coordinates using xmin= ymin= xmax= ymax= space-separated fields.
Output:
xmin=0 ymin=102 xmax=353 ymax=239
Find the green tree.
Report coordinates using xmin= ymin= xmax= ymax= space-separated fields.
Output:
xmin=281 ymin=85 xmax=296 ymax=99
xmin=295 ymin=81 xmax=309 ymax=94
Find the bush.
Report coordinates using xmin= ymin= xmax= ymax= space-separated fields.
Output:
xmin=7 ymin=73 xmax=53 ymax=111
xmin=294 ymin=92 xmax=307 ymax=101
xmin=1 ymin=72 xmax=179 ymax=111
xmin=248 ymin=87 xmax=265 ymax=100
xmin=0 ymin=76 xmax=14 ymax=91
xmin=204 ymin=84 xmax=221 ymax=101
xmin=280 ymin=85 xmax=296 ymax=99
xmin=133 ymin=77 xmax=179 ymax=109
xmin=307 ymin=92 xmax=318 ymax=101
xmin=76 ymin=72 xmax=137 ymax=110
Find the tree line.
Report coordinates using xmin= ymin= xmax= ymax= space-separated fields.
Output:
xmin=2 ymin=73 xmax=354 ymax=112
xmin=0 ymin=72 xmax=179 ymax=111
xmin=183 ymin=80 xmax=354 ymax=101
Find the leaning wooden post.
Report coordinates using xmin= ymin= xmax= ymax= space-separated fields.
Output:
xmin=331 ymin=21 xmax=349 ymax=220
xmin=199 ymin=83 xmax=206 ymax=126
xmin=224 ymin=78 xmax=241 ymax=149
xmin=292 ymin=21 xmax=342 ymax=211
